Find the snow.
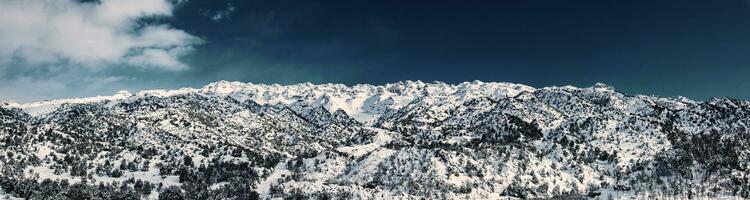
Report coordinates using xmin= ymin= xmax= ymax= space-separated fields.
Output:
xmin=256 ymin=161 xmax=291 ymax=198
xmin=592 ymin=188 xmax=746 ymax=200
xmin=345 ymin=148 xmax=396 ymax=181
xmin=7 ymin=80 xmax=538 ymax=123
xmin=8 ymin=90 xmax=133 ymax=116
xmin=208 ymin=182 xmax=229 ymax=190
xmin=135 ymin=88 xmax=198 ymax=98
xmin=34 ymin=145 xmax=53 ymax=159
xmin=25 ymin=159 xmax=181 ymax=187
xmin=0 ymin=191 xmax=23 ymax=200
xmin=3 ymin=80 xmax=740 ymax=199
xmin=336 ymin=128 xmax=393 ymax=158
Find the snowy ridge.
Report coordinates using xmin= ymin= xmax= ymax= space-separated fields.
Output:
xmin=4 ymin=90 xmax=134 ymax=116
xmin=10 ymin=80 xmax=535 ymax=121
xmin=199 ymin=80 xmax=537 ymax=124
xmin=0 ymin=80 xmax=749 ymax=199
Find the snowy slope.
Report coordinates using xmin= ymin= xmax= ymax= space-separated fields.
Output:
xmin=0 ymin=81 xmax=748 ymax=199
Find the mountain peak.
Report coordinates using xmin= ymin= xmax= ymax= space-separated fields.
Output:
xmin=594 ymin=83 xmax=615 ymax=91
xmin=592 ymin=82 xmax=615 ymax=91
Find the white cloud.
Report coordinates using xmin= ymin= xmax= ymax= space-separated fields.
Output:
xmin=0 ymin=0 xmax=201 ymax=70
xmin=210 ymin=3 xmax=236 ymax=21
xmin=126 ymin=46 xmax=193 ymax=70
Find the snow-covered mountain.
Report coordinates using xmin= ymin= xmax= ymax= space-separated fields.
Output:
xmin=0 ymin=81 xmax=748 ymax=199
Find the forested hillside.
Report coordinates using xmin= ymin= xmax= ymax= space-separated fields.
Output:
xmin=0 ymin=81 xmax=748 ymax=199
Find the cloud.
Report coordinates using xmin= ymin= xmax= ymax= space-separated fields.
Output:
xmin=200 ymin=3 xmax=236 ymax=22
xmin=0 ymin=0 xmax=201 ymax=70
xmin=212 ymin=3 xmax=236 ymax=21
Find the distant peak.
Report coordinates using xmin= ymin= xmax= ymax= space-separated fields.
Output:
xmin=115 ymin=90 xmax=132 ymax=96
xmin=202 ymin=80 xmax=248 ymax=94
xmin=592 ymin=83 xmax=615 ymax=91
xmin=1 ymin=101 xmax=19 ymax=107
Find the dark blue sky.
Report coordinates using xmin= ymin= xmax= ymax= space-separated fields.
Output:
xmin=2 ymin=0 xmax=750 ymax=101
xmin=162 ymin=0 xmax=750 ymax=100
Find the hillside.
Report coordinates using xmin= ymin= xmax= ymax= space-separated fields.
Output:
xmin=0 ymin=81 xmax=748 ymax=199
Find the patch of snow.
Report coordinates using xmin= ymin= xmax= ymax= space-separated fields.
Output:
xmin=8 ymin=91 xmax=132 ymax=116
xmin=336 ymin=128 xmax=393 ymax=158
xmin=256 ymin=161 xmax=291 ymax=198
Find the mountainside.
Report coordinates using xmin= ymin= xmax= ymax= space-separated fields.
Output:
xmin=0 ymin=81 xmax=749 ymax=199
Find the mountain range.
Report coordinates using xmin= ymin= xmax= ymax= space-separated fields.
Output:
xmin=0 ymin=80 xmax=748 ymax=199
